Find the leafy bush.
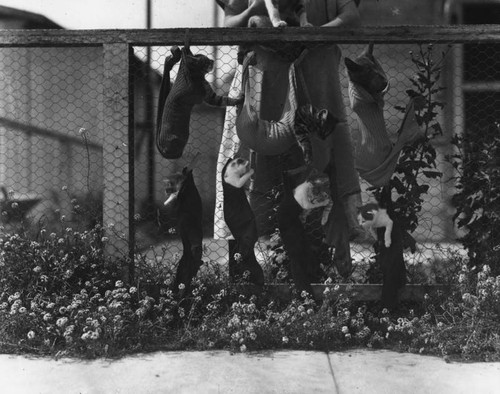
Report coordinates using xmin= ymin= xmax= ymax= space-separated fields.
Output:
xmin=448 ymin=121 xmax=500 ymax=275
xmin=386 ymin=44 xmax=449 ymax=234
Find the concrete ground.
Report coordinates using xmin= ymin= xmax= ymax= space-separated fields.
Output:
xmin=1 ymin=350 xmax=499 ymax=394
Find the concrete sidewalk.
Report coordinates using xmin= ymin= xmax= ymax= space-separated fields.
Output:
xmin=0 ymin=350 xmax=499 ymax=394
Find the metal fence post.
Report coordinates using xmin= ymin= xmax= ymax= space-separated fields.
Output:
xmin=102 ymin=43 xmax=135 ymax=281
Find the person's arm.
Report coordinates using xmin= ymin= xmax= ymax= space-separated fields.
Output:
xmin=223 ymin=1 xmax=267 ymax=27
xmin=322 ymin=0 xmax=360 ymax=28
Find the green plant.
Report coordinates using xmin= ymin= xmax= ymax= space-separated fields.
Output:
xmin=448 ymin=121 xmax=500 ymax=274
xmin=419 ymin=264 xmax=500 ymax=361
xmin=383 ymin=44 xmax=449 ymax=234
xmin=1 ymin=222 xmax=499 ymax=361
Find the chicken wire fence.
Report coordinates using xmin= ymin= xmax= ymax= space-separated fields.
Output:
xmin=0 ymin=29 xmax=499 ymax=284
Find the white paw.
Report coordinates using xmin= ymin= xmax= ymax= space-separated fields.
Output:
xmin=273 ymin=20 xmax=287 ymax=28
xmin=385 ymin=239 xmax=392 ymax=248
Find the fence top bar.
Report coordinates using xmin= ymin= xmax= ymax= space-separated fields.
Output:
xmin=0 ymin=25 xmax=498 ymax=47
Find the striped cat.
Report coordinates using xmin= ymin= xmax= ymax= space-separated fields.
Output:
xmin=293 ymin=104 xmax=338 ymax=165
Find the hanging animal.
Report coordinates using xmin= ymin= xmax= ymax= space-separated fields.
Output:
xmin=236 ymin=51 xmax=337 ymax=156
xmin=293 ymin=104 xmax=338 ymax=166
xmin=156 ymin=46 xmax=243 ymax=160
xmin=248 ymin=0 xmax=312 ymax=27
xmin=358 ymin=202 xmax=393 ymax=249
xmin=276 ymin=166 xmax=331 ymax=296
xmin=344 ymin=43 xmax=424 ymax=187
xmin=163 ymin=155 xmax=203 ymax=295
xmin=222 ymin=157 xmax=265 ymax=287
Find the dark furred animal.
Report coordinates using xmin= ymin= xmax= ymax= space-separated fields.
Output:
xmin=344 ymin=43 xmax=388 ymax=96
xmin=277 ymin=166 xmax=330 ymax=296
xmin=358 ymin=187 xmax=412 ymax=309
xmin=156 ymin=46 xmax=243 ymax=159
xmin=294 ymin=104 xmax=339 ymax=165
xmin=222 ymin=157 xmax=264 ymax=287
xmin=164 ymin=166 xmax=203 ymax=295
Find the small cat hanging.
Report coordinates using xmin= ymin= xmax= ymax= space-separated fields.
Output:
xmin=156 ymin=46 xmax=243 ymax=160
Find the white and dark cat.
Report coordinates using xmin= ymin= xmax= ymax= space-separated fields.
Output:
xmin=357 ymin=186 xmax=407 ymax=309
xmin=276 ymin=166 xmax=331 ymax=296
xmin=248 ymin=0 xmax=312 ymax=27
xmin=221 ymin=157 xmax=265 ymax=286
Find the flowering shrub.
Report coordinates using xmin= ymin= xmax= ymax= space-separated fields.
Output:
xmin=419 ymin=264 xmax=500 ymax=361
xmin=264 ymin=230 xmax=293 ymax=284
xmin=0 ymin=223 xmax=499 ymax=361
xmin=0 ymin=225 xmax=121 ymax=298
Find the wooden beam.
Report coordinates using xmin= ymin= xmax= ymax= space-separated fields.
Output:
xmin=101 ymin=43 xmax=134 ymax=280
xmin=0 ymin=25 xmax=498 ymax=47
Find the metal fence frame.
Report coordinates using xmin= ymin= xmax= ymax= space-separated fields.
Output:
xmin=1 ymin=25 xmax=499 ymax=281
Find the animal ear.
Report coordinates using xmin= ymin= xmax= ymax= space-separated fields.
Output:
xmin=316 ymin=109 xmax=329 ymax=124
xmin=361 ymin=42 xmax=375 ymax=60
xmin=367 ymin=42 xmax=374 ymax=55
xmin=318 ymin=109 xmax=339 ymax=132
xmin=344 ymin=57 xmax=362 ymax=72
xmin=164 ymin=191 xmax=178 ymax=207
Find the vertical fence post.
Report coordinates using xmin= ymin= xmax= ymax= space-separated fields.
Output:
xmin=102 ymin=43 xmax=135 ymax=282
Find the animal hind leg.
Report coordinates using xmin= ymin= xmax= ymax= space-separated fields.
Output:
xmin=156 ymin=46 xmax=182 ymax=155
xmin=157 ymin=46 xmax=181 ymax=126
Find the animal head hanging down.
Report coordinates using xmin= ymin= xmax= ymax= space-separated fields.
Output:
xmin=184 ymin=47 xmax=214 ymax=78
xmin=344 ymin=43 xmax=388 ymax=96
xmin=222 ymin=157 xmax=254 ymax=189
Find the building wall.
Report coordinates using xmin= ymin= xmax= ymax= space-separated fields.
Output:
xmin=0 ymin=46 xmax=104 ymax=225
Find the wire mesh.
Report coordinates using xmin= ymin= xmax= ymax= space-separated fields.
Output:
xmin=0 ymin=46 xmax=103 ymax=234
xmin=0 ymin=31 xmax=498 ymax=286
